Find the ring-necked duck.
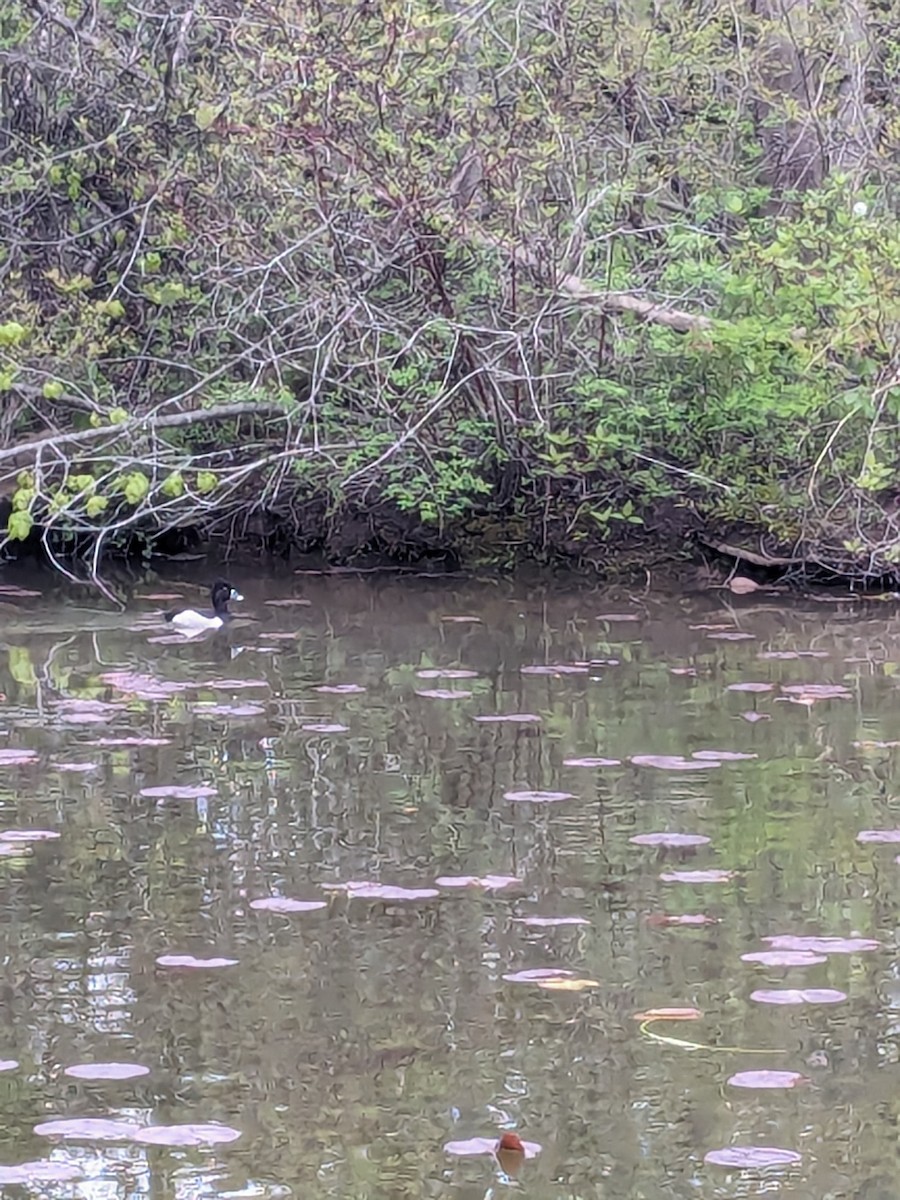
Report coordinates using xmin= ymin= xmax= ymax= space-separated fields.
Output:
xmin=164 ymin=579 xmax=244 ymax=634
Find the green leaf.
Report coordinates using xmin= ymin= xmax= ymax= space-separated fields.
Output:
xmin=122 ymin=471 xmax=150 ymax=505
xmin=196 ymin=470 xmax=218 ymax=494
xmin=194 ymin=101 xmax=224 ymax=131
xmin=0 ymin=321 xmax=27 ymax=347
xmin=108 ymin=406 xmax=129 ymax=425
xmin=42 ymin=380 xmax=65 ymax=399
xmin=85 ymin=495 xmax=108 ymax=518
xmin=7 ymin=510 xmax=33 ymax=541
xmin=160 ymin=471 xmax=184 ymax=498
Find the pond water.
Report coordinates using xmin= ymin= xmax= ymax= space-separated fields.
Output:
xmin=0 ymin=566 xmax=899 ymax=1199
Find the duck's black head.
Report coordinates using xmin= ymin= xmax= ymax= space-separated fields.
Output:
xmin=210 ymin=579 xmax=244 ymax=613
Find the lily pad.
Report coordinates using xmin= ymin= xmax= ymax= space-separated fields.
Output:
xmin=301 ymin=723 xmax=349 ymax=733
xmin=34 ymin=1117 xmax=141 ymax=1141
xmin=504 ymin=790 xmax=575 ymax=803
xmin=249 ymin=898 xmax=328 ymax=913
xmin=741 ymin=950 xmax=827 ymax=966
xmin=314 ymin=684 xmax=366 ymax=695
xmin=64 ymin=1062 xmax=151 ymax=1081
xmin=629 ymin=833 xmax=711 ymax=848
xmin=563 ymin=757 xmax=621 ymax=768
xmin=326 ymin=881 xmax=439 ymax=901
xmin=704 ymin=1146 xmax=801 ymax=1168
xmin=750 ymin=988 xmax=847 ymax=1005
xmin=435 ymin=875 xmax=522 ymax=891
xmin=415 ymin=668 xmax=478 ymax=680
xmin=0 ymin=1161 xmax=83 ymax=1184
xmin=502 ymin=968 xmax=575 ymax=984
xmin=520 ymin=663 xmax=590 ymax=675
xmin=156 ymin=954 xmax=238 ymax=969
xmin=727 ymin=1070 xmax=807 ymax=1089
xmin=140 ymin=785 xmax=217 ymax=799
xmin=444 ymin=1136 xmax=541 ymax=1158
xmin=630 ymin=755 xmax=721 ymax=771
xmin=134 ymin=1123 xmax=241 ymax=1146
xmin=474 ymin=713 xmax=542 ymax=724
xmin=415 ymin=689 xmax=473 ymax=700
xmin=762 ymin=934 xmax=880 ymax=954
xmin=513 ymin=915 xmax=590 ymax=927
xmin=659 ymin=869 xmax=734 ymax=883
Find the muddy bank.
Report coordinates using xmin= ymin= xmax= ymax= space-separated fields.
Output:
xmin=2 ymin=487 xmax=891 ymax=597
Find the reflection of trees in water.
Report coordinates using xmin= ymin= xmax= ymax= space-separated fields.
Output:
xmin=0 ymin=580 xmax=895 ymax=1193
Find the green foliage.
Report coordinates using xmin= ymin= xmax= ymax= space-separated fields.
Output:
xmin=1 ymin=0 xmax=899 ymax=575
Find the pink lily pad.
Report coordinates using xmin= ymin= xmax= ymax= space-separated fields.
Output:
xmin=504 ymin=790 xmax=575 ymax=803
xmin=139 ymin=592 xmax=184 ymax=601
xmin=155 ymin=954 xmax=238 ymax=969
xmin=707 ymin=631 xmax=756 ymax=641
xmin=34 ymin=1118 xmax=141 ymax=1141
xmin=204 ymin=679 xmax=269 ymax=690
xmin=513 ymin=916 xmax=590 ymax=927
xmin=64 ymin=1063 xmax=151 ymax=1081
xmin=520 ymin=663 xmax=590 ymax=675
xmin=444 ymin=1136 xmax=541 ymax=1158
xmin=563 ymin=757 xmax=621 ymax=768
xmin=0 ymin=1161 xmax=83 ymax=1184
xmin=726 ymin=682 xmax=774 ymax=693
xmin=100 ymin=671 xmax=194 ymax=700
xmin=415 ymin=668 xmax=478 ymax=680
xmin=87 ymin=736 xmax=172 ymax=747
xmin=741 ymin=950 xmax=827 ymax=966
xmin=134 ymin=1124 xmax=241 ymax=1146
xmin=630 ymin=755 xmax=720 ymax=771
xmin=0 ymin=843 xmax=31 ymax=858
xmin=52 ymin=761 xmax=98 ymax=773
xmin=326 ymin=881 xmax=439 ymax=901
xmin=415 ymin=689 xmax=473 ymax=700
xmin=440 ymin=615 xmax=482 ymax=623
xmin=727 ymin=1070 xmax=807 ymax=1089
xmin=502 ymin=968 xmax=575 ymax=983
xmin=763 ymin=934 xmax=880 ymax=954
xmin=595 ymin=613 xmax=640 ymax=622
xmin=314 ymin=684 xmax=366 ymax=695
xmin=474 ymin=713 xmax=542 ymax=724
xmin=779 ymin=683 xmax=852 ymax=700
xmin=659 ymin=869 xmax=734 ymax=883
xmin=740 ymin=711 xmax=771 ymax=723
xmin=301 ymin=723 xmax=349 ymax=733
xmin=192 ymin=703 xmax=266 ymax=717
xmin=0 ymin=1060 xmax=18 ymax=1072
xmin=139 ymin=785 xmax=218 ymax=799
xmin=704 ymin=1147 xmax=801 ymax=1168
xmin=629 ymin=833 xmax=711 ymax=848
xmin=0 ymin=748 xmax=38 ymax=765
xmin=0 ymin=829 xmax=60 ymax=842
xmin=857 ymin=830 xmax=900 ymax=843
xmin=670 ymin=667 xmax=697 ymax=676
xmin=249 ymin=898 xmax=328 ymax=913
xmin=750 ymin=988 xmax=847 ymax=1005
xmin=435 ymin=875 xmax=522 ymax=891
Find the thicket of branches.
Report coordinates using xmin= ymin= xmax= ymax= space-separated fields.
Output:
xmin=1 ymin=0 xmax=899 ymax=579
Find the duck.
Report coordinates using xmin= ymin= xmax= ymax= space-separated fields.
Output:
xmin=164 ymin=579 xmax=244 ymax=635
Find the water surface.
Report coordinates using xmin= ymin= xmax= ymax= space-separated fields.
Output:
xmin=0 ymin=569 xmax=899 ymax=1198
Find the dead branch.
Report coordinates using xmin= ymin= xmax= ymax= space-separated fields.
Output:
xmin=0 ymin=400 xmax=288 ymax=469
